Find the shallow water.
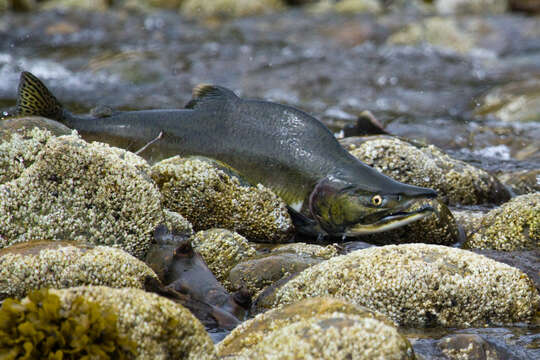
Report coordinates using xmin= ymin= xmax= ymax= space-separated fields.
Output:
xmin=1 ymin=6 xmax=538 ymax=358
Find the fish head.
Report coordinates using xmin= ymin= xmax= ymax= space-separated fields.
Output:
xmin=308 ymin=175 xmax=437 ymax=237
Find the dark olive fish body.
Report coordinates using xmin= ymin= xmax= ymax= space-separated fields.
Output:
xmin=15 ymin=71 xmax=437 ymax=238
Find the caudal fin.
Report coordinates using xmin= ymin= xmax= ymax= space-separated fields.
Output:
xmin=16 ymin=71 xmax=64 ymax=121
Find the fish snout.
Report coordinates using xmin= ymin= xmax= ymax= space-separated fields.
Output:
xmin=401 ymin=184 xmax=438 ymax=199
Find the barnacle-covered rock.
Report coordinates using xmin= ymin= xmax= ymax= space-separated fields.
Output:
xmin=181 ymin=0 xmax=284 ymax=18
xmin=218 ymin=297 xmax=413 ymax=360
xmin=0 ymin=125 xmax=56 ymax=184
xmin=191 ymin=229 xmax=256 ymax=289
xmin=0 ymin=134 xmax=164 ymax=259
xmin=229 ymin=242 xmax=338 ymax=295
xmin=0 ymin=288 xmax=136 ymax=359
xmin=218 ymin=297 xmax=396 ymax=356
xmin=163 ymin=209 xmax=194 ymax=236
xmin=465 ymin=193 xmax=539 ymax=251
xmin=341 ymin=136 xmax=510 ymax=205
xmin=0 ymin=241 xmax=158 ymax=300
xmin=151 ymin=156 xmax=293 ymax=243
xmin=269 ymin=244 xmax=539 ymax=327
xmin=451 ymin=208 xmax=486 ymax=238
xmin=2 ymin=286 xmax=217 ymax=359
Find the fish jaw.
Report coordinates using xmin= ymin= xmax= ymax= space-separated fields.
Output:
xmin=344 ymin=204 xmax=434 ymax=236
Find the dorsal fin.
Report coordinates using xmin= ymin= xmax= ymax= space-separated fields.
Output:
xmin=185 ymin=84 xmax=238 ymax=109
xmin=16 ymin=71 xmax=64 ymax=121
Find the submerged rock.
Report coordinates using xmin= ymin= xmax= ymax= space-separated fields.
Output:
xmin=0 ymin=134 xmax=164 ymax=259
xmin=269 ymin=244 xmax=539 ymax=327
xmin=387 ymin=17 xmax=475 ymax=54
xmin=496 ymin=169 xmax=540 ymax=195
xmin=151 ymin=156 xmax=293 ymax=243
xmin=451 ymin=208 xmax=486 ymax=239
xmin=465 ymin=193 xmax=539 ymax=251
xmin=342 ymin=136 xmax=510 ymax=205
xmin=0 ymin=241 xmax=157 ymax=300
xmin=474 ymin=78 xmax=540 ymax=123
xmin=191 ymin=229 xmax=256 ymax=290
xmin=437 ymin=334 xmax=510 ymax=360
xmin=218 ymin=297 xmax=413 ymax=360
xmin=181 ymin=0 xmax=284 ymax=18
xmin=229 ymin=242 xmax=338 ymax=295
xmin=51 ymin=286 xmax=217 ymax=359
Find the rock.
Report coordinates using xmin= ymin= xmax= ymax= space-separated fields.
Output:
xmin=0 ymin=134 xmax=164 ymax=259
xmin=0 ymin=126 xmax=55 ymax=184
xmin=229 ymin=242 xmax=338 ymax=295
xmin=341 ymin=136 xmax=511 ymax=205
xmin=438 ymin=334 xmax=509 ymax=360
xmin=163 ymin=208 xmax=194 ymax=236
xmin=309 ymin=0 xmax=382 ymax=14
xmin=0 ymin=241 xmax=158 ymax=300
xmin=434 ymin=0 xmax=507 ymax=14
xmin=9 ymin=0 xmax=37 ymax=12
xmin=218 ymin=297 xmax=413 ymax=359
xmin=451 ymin=208 xmax=486 ymax=238
xmin=509 ymin=0 xmax=540 ymax=13
xmin=52 ymin=286 xmax=217 ymax=359
xmin=269 ymin=244 xmax=539 ymax=327
xmin=387 ymin=17 xmax=475 ymax=54
xmin=470 ymin=249 xmax=540 ymax=292
xmin=218 ymin=297 xmax=396 ymax=356
xmin=0 ymin=116 xmax=71 ymax=142
xmin=358 ymin=199 xmax=461 ymax=245
xmin=464 ymin=193 xmax=539 ymax=251
xmin=474 ymin=79 xmax=540 ymax=123
xmin=191 ymin=229 xmax=256 ymax=290
xmin=181 ymin=0 xmax=284 ymax=18
xmin=151 ymin=156 xmax=293 ymax=243
xmin=497 ymin=169 xmax=540 ymax=195
xmin=41 ymin=0 xmax=111 ymax=12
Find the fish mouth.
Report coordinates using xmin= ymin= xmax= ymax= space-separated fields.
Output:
xmin=345 ymin=205 xmax=434 ymax=236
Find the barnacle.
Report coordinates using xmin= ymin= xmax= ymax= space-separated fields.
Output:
xmin=0 ymin=288 xmax=136 ymax=359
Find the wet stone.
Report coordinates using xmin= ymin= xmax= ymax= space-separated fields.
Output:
xmin=341 ymin=136 xmax=511 ymax=206
xmin=496 ymin=169 xmax=540 ymax=195
xmin=151 ymin=156 xmax=293 ymax=243
xmin=181 ymin=0 xmax=284 ymax=19
xmin=229 ymin=242 xmax=338 ymax=296
xmin=451 ymin=208 xmax=487 ymax=239
xmin=438 ymin=334 xmax=508 ymax=360
xmin=0 ymin=134 xmax=164 ymax=259
xmin=269 ymin=244 xmax=539 ymax=327
xmin=465 ymin=193 xmax=539 ymax=251
xmin=0 ymin=241 xmax=158 ymax=300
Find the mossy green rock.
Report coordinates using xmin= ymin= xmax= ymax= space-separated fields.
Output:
xmin=151 ymin=156 xmax=293 ymax=243
xmin=309 ymin=0 xmax=381 ymax=14
xmin=270 ymin=244 xmax=539 ymax=327
xmin=218 ymin=298 xmax=413 ymax=360
xmin=190 ymin=228 xmax=256 ymax=289
xmin=0 ymin=288 xmax=136 ymax=359
xmin=229 ymin=242 xmax=338 ymax=295
xmin=342 ymin=136 xmax=510 ymax=205
xmin=181 ymin=0 xmax=284 ymax=18
xmin=0 ymin=134 xmax=164 ymax=259
xmin=41 ymin=0 xmax=111 ymax=11
xmin=51 ymin=286 xmax=217 ymax=359
xmin=0 ymin=241 xmax=158 ymax=300
xmin=465 ymin=193 xmax=539 ymax=251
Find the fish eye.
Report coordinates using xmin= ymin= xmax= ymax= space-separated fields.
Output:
xmin=371 ymin=194 xmax=383 ymax=206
